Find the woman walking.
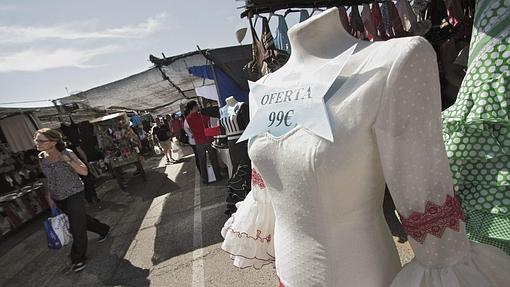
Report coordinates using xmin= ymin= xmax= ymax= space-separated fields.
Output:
xmin=35 ymin=128 xmax=110 ymax=272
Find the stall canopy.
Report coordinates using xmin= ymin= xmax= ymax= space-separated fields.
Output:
xmin=59 ymin=45 xmax=252 ymax=115
xmin=239 ymin=0 xmax=378 ymax=16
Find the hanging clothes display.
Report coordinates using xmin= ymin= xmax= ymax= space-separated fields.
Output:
xmin=261 ymin=16 xmax=289 ymax=75
xmin=337 ymin=6 xmax=352 ymax=33
xmin=243 ymin=17 xmax=266 ymax=82
xmin=349 ymin=5 xmax=366 ymax=39
xmin=395 ymin=0 xmax=432 ymax=36
xmin=442 ymin=0 xmax=510 ymax=255
xmin=223 ymin=7 xmax=510 ymax=287
xmin=274 ymin=15 xmax=291 ymax=53
xmin=371 ymin=1 xmax=387 ymax=40
xmin=361 ymin=4 xmax=378 ymax=41
xmin=0 ymin=114 xmax=40 ymax=153
xmin=299 ymin=9 xmax=310 ymax=23
xmin=412 ymin=0 xmax=433 ymax=21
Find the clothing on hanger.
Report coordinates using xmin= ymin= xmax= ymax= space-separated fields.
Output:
xmin=349 ymin=5 xmax=366 ymax=39
xmin=387 ymin=0 xmax=409 ymax=37
xmin=261 ymin=16 xmax=289 ymax=74
xmin=444 ymin=0 xmax=464 ymax=26
xmin=371 ymin=2 xmax=388 ymax=40
xmin=381 ymin=1 xmax=395 ymax=38
xmin=243 ymin=17 xmax=266 ymax=81
xmin=299 ymin=9 xmax=310 ymax=23
xmin=361 ymin=3 xmax=378 ymax=41
xmin=274 ymin=15 xmax=291 ymax=53
xmin=412 ymin=0 xmax=433 ymax=21
xmin=396 ymin=0 xmax=432 ymax=36
xmin=337 ymin=6 xmax=352 ymax=33
xmin=426 ymin=0 xmax=449 ymax=27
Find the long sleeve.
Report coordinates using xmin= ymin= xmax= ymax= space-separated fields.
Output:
xmin=221 ymin=166 xmax=275 ymax=269
xmin=373 ymin=37 xmax=510 ymax=286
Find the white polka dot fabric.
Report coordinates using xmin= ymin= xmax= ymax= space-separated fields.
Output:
xmin=221 ymin=8 xmax=510 ymax=286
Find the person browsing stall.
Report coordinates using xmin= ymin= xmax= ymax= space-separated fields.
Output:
xmin=151 ymin=117 xmax=175 ymax=164
xmin=35 ymin=128 xmax=110 ymax=273
xmin=185 ymin=100 xmax=221 ymax=184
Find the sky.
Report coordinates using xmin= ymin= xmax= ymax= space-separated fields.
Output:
xmin=0 ymin=0 xmax=258 ymax=108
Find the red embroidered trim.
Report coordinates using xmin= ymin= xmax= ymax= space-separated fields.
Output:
xmin=251 ymin=168 xmax=266 ymax=189
xmin=399 ymin=195 xmax=465 ymax=244
xmin=225 ymin=215 xmax=272 ymax=244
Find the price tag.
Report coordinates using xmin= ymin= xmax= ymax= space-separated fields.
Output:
xmin=238 ymin=44 xmax=357 ymax=143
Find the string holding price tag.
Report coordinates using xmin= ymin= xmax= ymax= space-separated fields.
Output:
xmin=238 ymin=44 xmax=357 ymax=143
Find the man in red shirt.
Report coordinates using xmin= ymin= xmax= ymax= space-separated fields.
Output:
xmin=185 ymin=101 xmax=221 ymax=184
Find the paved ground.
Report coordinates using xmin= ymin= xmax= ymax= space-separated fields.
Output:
xmin=0 ymin=148 xmax=414 ymax=287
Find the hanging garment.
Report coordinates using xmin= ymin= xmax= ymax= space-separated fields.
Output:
xmin=261 ymin=16 xmax=289 ymax=74
xmin=361 ymin=4 xmax=378 ymax=41
xmin=0 ymin=114 xmax=39 ymax=153
xmin=274 ymin=15 xmax=291 ymax=53
xmin=243 ymin=17 xmax=266 ymax=81
xmin=427 ymin=0 xmax=450 ymax=27
xmin=380 ymin=1 xmax=395 ymax=38
xmin=222 ymin=27 xmax=510 ymax=287
xmin=412 ymin=0 xmax=433 ymax=21
xmin=444 ymin=0 xmax=465 ymax=26
xmin=337 ymin=6 xmax=352 ymax=33
xmin=371 ymin=2 xmax=388 ymax=40
xmin=387 ymin=0 xmax=409 ymax=37
xmin=442 ymin=0 xmax=510 ymax=255
xmin=396 ymin=0 xmax=432 ymax=36
xmin=299 ymin=10 xmax=310 ymax=23
xmin=349 ymin=5 xmax=366 ymax=39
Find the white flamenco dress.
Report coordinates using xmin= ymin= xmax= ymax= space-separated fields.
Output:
xmin=222 ymin=8 xmax=510 ymax=287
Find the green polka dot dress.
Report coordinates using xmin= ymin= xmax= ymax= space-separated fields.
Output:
xmin=442 ymin=0 xmax=510 ymax=255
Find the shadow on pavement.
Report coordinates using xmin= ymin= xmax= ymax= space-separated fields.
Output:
xmin=150 ymin=154 xmax=230 ymax=266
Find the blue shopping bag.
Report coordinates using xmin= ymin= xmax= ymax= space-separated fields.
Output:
xmin=43 ymin=208 xmax=72 ymax=249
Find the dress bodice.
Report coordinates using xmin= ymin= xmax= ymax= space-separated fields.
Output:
xmin=247 ymin=38 xmax=400 ymax=286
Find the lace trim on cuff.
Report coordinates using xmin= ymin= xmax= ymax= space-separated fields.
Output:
xmin=400 ymin=194 xmax=465 ymax=243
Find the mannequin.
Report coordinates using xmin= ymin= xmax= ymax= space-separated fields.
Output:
xmin=220 ymin=96 xmax=251 ymax=215
xmin=225 ymin=96 xmax=238 ymax=107
xmin=222 ymin=7 xmax=510 ymax=287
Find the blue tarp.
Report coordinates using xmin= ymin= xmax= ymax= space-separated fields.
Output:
xmin=188 ymin=65 xmax=249 ymax=107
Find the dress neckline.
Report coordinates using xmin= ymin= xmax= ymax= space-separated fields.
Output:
xmin=260 ymin=41 xmax=383 ymax=142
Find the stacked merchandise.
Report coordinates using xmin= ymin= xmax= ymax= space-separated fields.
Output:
xmin=0 ymin=142 xmax=48 ymax=237
xmin=91 ymin=113 xmax=139 ymax=169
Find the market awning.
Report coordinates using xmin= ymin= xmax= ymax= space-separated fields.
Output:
xmin=58 ymin=45 xmax=253 ymax=116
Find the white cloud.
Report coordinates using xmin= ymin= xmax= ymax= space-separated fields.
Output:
xmin=0 ymin=13 xmax=166 ymax=44
xmin=0 ymin=4 xmax=17 ymax=12
xmin=0 ymin=46 xmax=119 ymax=72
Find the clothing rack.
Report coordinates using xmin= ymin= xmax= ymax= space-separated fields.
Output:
xmin=240 ymin=0 xmax=390 ymax=18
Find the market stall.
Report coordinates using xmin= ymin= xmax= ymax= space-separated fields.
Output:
xmin=0 ymin=113 xmax=48 ymax=237
xmin=90 ymin=112 xmax=146 ymax=190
